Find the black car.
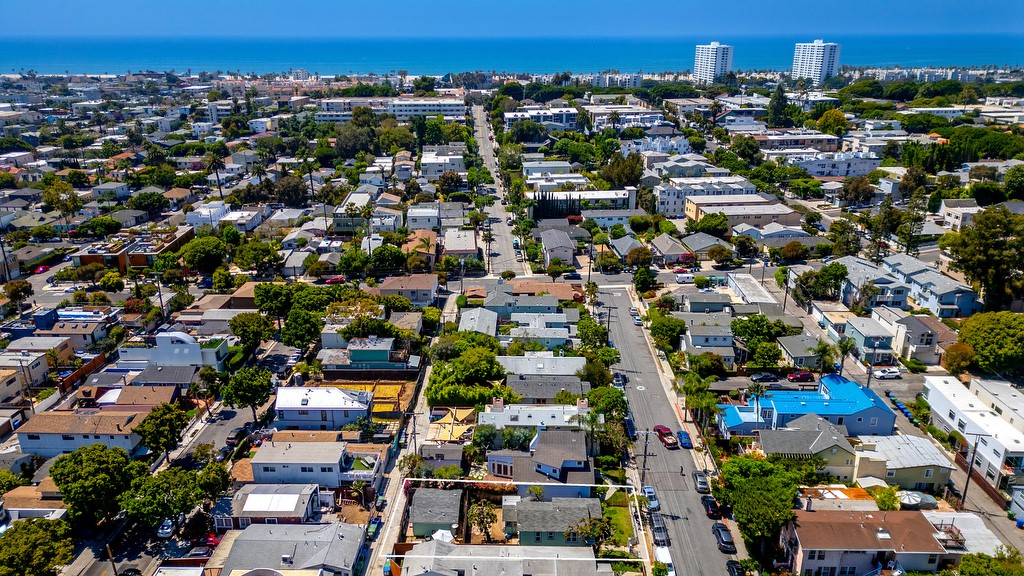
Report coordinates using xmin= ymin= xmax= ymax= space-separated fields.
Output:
xmin=225 ymin=427 xmax=247 ymax=447
xmin=749 ymin=372 xmax=778 ymax=383
xmin=700 ymin=495 xmax=721 ymax=519
xmin=564 ymin=272 xmax=582 ymax=280
xmin=712 ymin=522 xmax=737 ymax=554
xmin=624 ymin=415 xmax=638 ymax=440
xmin=726 ymin=560 xmax=744 ymax=576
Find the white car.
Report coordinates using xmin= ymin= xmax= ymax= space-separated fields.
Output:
xmin=157 ymin=517 xmax=176 ymax=538
xmin=872 ymin=367 xmax=901 ymax=379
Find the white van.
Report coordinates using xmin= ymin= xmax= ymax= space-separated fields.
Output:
xmin=654 ymin=547 xmax=676 ymax=576
xmin=675 ymin=273 xmax=694 ymax=284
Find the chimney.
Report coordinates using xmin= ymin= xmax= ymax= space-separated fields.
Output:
xmin=492 ymin=398 xmax=504 ymax=412
xmin=805 ymin=496 xmax=813 ymax=511
xmin=576 ymin=398 xmax=589 ymax=410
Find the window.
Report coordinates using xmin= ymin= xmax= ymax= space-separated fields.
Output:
xmin=948 ymin=410 xmax=956 ymax=420
xmin=321 ymin=466 xmax=333 ymax=473
xmin=262 ymin=466 xmax=276 ymax=472
xmin=26 ymin=434 xmax=39 ymax=440
xmin=534 ymin=532 xmax=541 ymax=543
xmin=298 ymin=410 xmax=309 ymax=415
xmin=62 ymin=435 xmax=74 ymax=441
xmin=839 ymin=568 xmax=857 ymax=576
xmin=979 ymin=437 xmax=988 ymax=446
xmin=547 ymin=532 xmax=554 ymax=540
xmin=928 ymin=555 xmax=938 ymax=565
xmin=300 ymin=466 xmax=314 ymax=473
xmin=924 ymin=468 xmax=933 ymax=478
xmin=886 ymin=470 xmax=896 ymax=478
xmin=566 ymin=531 xmax=578 ymax=543
xmin=957 ymin=420 xmax=967 ymax=432
xmin=870 ymin=417 xmax=878 ymax=426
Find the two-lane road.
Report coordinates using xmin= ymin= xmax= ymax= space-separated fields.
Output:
xmin=602 ymin=288 xmax=736 ymax=576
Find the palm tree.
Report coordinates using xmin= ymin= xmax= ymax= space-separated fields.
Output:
xmin=811 ymin=338 xmax=835 ymax=379
xmin=607 ymin=111 xmax=621 ymax=132
xmin=836 ymin=337 xmax=856 ymax=378
xmin=205 ymin=152 xmax=226 ymax=200
xmin=707 ymin=100 xmax=724 ymax=132
xmin=746 ymin=381 xmax=768 ymax=432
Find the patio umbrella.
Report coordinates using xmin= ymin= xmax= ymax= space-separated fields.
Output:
xmin=432 ymin=529 xmax=454 ymax=543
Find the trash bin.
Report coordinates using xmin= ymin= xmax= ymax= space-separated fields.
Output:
xmin=1016 ymin=519 xmax=1024 ymax=529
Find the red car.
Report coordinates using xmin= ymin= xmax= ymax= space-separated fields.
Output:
xmin=672 ymin=267 xmax=688 ymax=274
xmin=787 ymin=371 xmax=815 ymax=382
xmin=324 ymin=276 xmax=346 ymax=284
xmin=653 ymin=424 xmax=679 ymax=449
xmin=34 ymin=265 xmax=50 ymax=275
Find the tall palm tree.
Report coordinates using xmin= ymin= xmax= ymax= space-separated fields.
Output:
xmin=205 ymin=152 xmax=226 ymax=200
xmin=811 ymin=338 xmax=836 ymax=379
xmin=607 ymin=111 xmax=621 ymax=132
xmin=707 ymin=100 xmax=724 ymax=132
xmin=836 ymin=337 xmax=856 ymax=378
xmin=746 ymin=381 xmax=768 ymax=432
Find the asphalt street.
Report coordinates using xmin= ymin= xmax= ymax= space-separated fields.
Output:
xmin=472 ymin=104 xmax=527 ymax=277
xmin=602 ymin=287 xmax=738 ymax=576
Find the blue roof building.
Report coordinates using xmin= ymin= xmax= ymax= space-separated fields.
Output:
xmin=717 ymin=374 xmax=896 ymax=439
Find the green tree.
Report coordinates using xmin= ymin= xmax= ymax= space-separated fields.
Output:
xmin=205 ymin=152 xmax=226 ymax=200
xmin=811 ymin=339 xmax=834 ymax=377
xmin=941 ymin=206 xmax=1024 ymax=310
xmin=816 ymin=108 xmax=850 ymax=136
xmin=943 ymin=342 xmax=974 ymax=376
xmin=467 ymin=500 xmax=497 ymax=542
xmin=179 ymin=236 xmax=227 ymax=273
xmin=42 ymin=181 xmax=83 ymax=229
xmin=872 ymin=485 xmax=901 ymax=511
xmin=766 ymin=84 xmax=789 ymax=128
xmin=707 ymin=244 xmax=733 ymax=264
xmin=625 ymin=247 xmax=654 ymax=268
xmin=752 ymin=342 xmax=782 ymax=368
xmin=958 ymin=312 xmax=1024 ymax=374
xmin=234 ymin=241 xmax=284 ymax=276
xmin=1004 ymin=165 xmax=1024 ymax=200
xmin=197 ymin=461 xmax=231 ymax=501
xmin=3 ymin=280 xmax=33 ymax=313
xmin=836 ymin=337 xmax=856 ymax=377
xmin=133 ymin=402 xmax=189 ymax=461
xmin=633 ymin=267 xmax=657 ymax=293
xmin=586 ymin=386 xmax=628 ymax=421
xmin=49 ymin=444 xmax=145 ymax=525
xmin=828 ymin=219 xmax=861 ymax=257
xmin=119 ymin=467 xmax=201 ymax=526
xmin=0 ymin=469 xmax=25 ymax=493
xmin=779 ymin=241 xmax=809 ymax=262
xmin=546 ymin=260 xmax=564 ymax=282
xmin=566 ymin=516 xmax=613 ymax=553
xmin=98 ymin=272 xmax=125 ymax=293
xmin=222 ymin=367 xmax=274 ymax=423
xmin=126 ymin=191 xmax=171 ymax=219
xmin=576 ymin=315 xmax=609 ymax=349
xmin=0 ymin=518 xmax=73 ymax=576
xmin=686 ymin=212 xmax=729 ymax=238
xmin=897 ymin=187 xmax=928 ymax=256
xmin=369 ymin=245 xmax=406 ymax=275
xmin=714 ymin=457 xmax=797 ymax=556
xmin=229 ymin=312 xmax=275 ymax=352
xmin=281 ymin=308 xmax=324 ymax=349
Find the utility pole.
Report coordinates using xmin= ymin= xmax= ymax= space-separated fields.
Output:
xmin=587 ymin=240 xmax=594 ymax=284
xmin=106 ymin=544 xmax=119 ymax=576
xmin=960 ymin=432 xmax=991 ymax=511
xmin=865 ymin=338 xmax=878 ymax=388
xmin=639 ymin=429 xmax=651 ymax=486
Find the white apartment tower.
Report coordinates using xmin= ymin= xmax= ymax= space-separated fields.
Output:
xmin=792 ymin=39 xmax=841 ymax=86
xmin=694 ymin=42 xmax=734 ymax=85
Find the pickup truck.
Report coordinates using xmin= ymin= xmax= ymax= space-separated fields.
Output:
xmin=653 ymin=424 xmax=679 ymax=449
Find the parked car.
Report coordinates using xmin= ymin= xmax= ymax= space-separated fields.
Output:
xmin=612 ymin=373 xmax=626 ymax=386
xmin=632 ymin=316 xmax=643 ymax=326
xmin=564 ymin=271 xmax=582 ymax=280
xmin=34 ymin=265 xmax=50 ymax=275
xmin=654 ymin=424 xmax=678 ymax=449
xmin=727 ymin=560 xmax=744 ymax=576
xmin=628 ymin=307 xmax=639 ymax=316
xmin=672 ymin=267 xmax=688 ymax=274
xmin=157 ymin=517 xmax=176 ymax=538
xmin=712 ymin=522 xmax=737 ymax=554
xmin=649 ymin=512 xmax=670 ymax=546
xmin=624 ymin=415 xmax=638 ymax=440
xmin=692 ymin=470 xmax=711 ymax=494
xmin=872 ymin=367 xmax=901 ymax=379
xmin=191 ymin=533 xmax=223 ymax=548
xmin=641 ymin=486 xmax=660 ymax=511
xmin=700 ymin=495 xmax=721 ymax=519
xmin=749 ymin=372 xmax=778 ymax=383
xmin=787 ymin=371 xmax=815 ymax=382
xmin=225 ymin=427 xmax=247 ymax=447
xmin=186 ymin=547 xmax=213 ymax=558
xmin=676 ymin=430 xmax=693 ymax=449
xmin=325 ymin=276 xmax=346 ymax=284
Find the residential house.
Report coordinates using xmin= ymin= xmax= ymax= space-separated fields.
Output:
xmin=682 ymin=292 xmax=732 ymax=313
xmin=780 ymin=510 xmax=977 ymax=576
xmin=506 ymin=497 xmax=603 ymax=546
xmin=539 ymin=229 xmax=574 ymax=267
xmin=404 ymin=540 xmax=611 ymax=576
xmin=649 ymin=233 xmax=691 ymax=265
xmin=377 ymin=274 xmax=438 ymax=307
xmin=108 ymin=209 xmax=148 ymax=228
xmin=487 ymin=428 xmax=595 ymax=499
xmin=250 ymin=442 xmax=380 ymax=489
xmin=845 ymin=317 xmax=896 ymax=366
xmin=117 ymin=331 xmax=229 ymax=371
xmin=91 ymin=181 xmax=130 ymax=200
xmin=855 ymin=435 xmax=954 ymax=492
xmin=681 ymin=232 xmax=734 ymax=260
xmin=608 ymin=235 xmax=642 ymax=261
xmin=185 ymin=201 xmax=230 ymax=227
xmin=458 ymin=307 xmax=498 ymax=337
xmin=833 ymin=256 xmax=909 ymax=311
xmin=506 ymin=313 xmax=572 ymax=349
xmin=212 ymin=483 xmax=324 ymax=531
xmin=759 ymin=414 xmax=857 ymax=481
xmin=442 ymin=229 xmax=478 ymax=260
xmin=477 ymin=398 xmax=599 ymax=433
xmin=718 ymin=374 xmax=896 ymax=438
xmin=881 ymin=254 xmax=981 ymax=318
xmin=409 ymin=488 xmax=463 ymax=538
xmin=505 ymin=374 xmax=590 ymax=405
xmin=923 ymin=375 xmax=1024 ymax=494
xmin=0 ymin=351 xmax=49 ymax=385
xmin=17 ymin=410 xmax=146 ymax=458
xmin=274 ymin=387 xmax=373 ymax=430
xmin=941 ymin=198 xmax=982 ymax=231
xmin=216 ymin=522 xmax=364 ymax=576
xmin=495 ymin=352 xmax=586 ymax=377
xmin=7 ymin=336 xmax=73 ymax=363
xmin=682 ymin=322 xmax=735 ymax=368
xmin=402 ymin=229 xmax=438 ymax=267
xmin=316 ymin=336 xmax=419 ymax=377
xmin=132 ymin=365 xmax=199 ymax=391
xmin=654 ymin=175 xmax=757 ymax=217
xmin=579 ymin=209 xmax=647 ymax=229
xmin=963 ymin=377 xmax=1024 ymax=436
xmin=418 ymin=444 xmax=464 ymax=471
xmin=33 ymin=320 xmax=108 ymax=350
xmin=871 ymin=307 xmax=941 ymax=365
xmin=778 ymin=334 xmax=824 ymax=369
xmin=483 ymin=289 xmax=559 ymax=320
xmin=406 ymin=203 xmax=441 ymax=230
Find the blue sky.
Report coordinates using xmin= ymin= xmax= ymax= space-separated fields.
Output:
xmin=5 ymin=0 xmax=1023 ymax=37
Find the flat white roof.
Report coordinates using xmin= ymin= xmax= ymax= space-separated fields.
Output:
xmin=242 ymin=493 xmax=301 ymax=513
xmin=926 ymin=376 xmax=1024 ymax=450
xmin=276 ymin=387 xmax=368 ymax=410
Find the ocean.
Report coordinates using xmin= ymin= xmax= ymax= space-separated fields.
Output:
xmin=0 ymin=35 xmax=1021 ymax=76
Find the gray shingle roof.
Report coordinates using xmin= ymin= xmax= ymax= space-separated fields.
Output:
xmin=410 ymin=488 xmax=463 ymax=525
xmin=514 ymin=498 xmax=602 ymax=532
xmin=759 ymin=414 xmax=853 ymax=457
xmin=219 ymin=522 xmax=363 ymax=575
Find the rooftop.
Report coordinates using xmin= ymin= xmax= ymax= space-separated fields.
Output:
xmin=251 ymin=441 xmax=347 ymax=465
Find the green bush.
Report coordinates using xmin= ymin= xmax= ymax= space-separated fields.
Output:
xmin=596 ymin=455 xmax=621 ymax=469
xmin=899 ymin=357 xmax=927 ymax=373
xmin=226 ymin=345 xmax=247 ymax=371
xmin=455 ymin=295 xmax=468 ymax=308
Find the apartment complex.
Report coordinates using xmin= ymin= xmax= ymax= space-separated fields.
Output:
xmin=693 ymin=42 xmax=734 ymax=85
xmin=792 ymin=39 xmax=841 ymax=86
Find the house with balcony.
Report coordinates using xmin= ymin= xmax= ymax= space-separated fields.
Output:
xmin=487 ymin=428 xmax=594 ymax=499
xmin=718 ymin=374 xmax=896 ymax=439
xmin=845 ymin=317 xmax=896 ymax=366
xmin=477 ymin=398 xmax=599 ymax=434
xmin=249 ymin=441 xmax=381 ymax=489
xmin=216 ymin=522 xmax=364 ymax=576
xmin=871 ymin=307 xmax=941 ymax=365
xmin=17 ymin=410 xmax=146 ymax=458
xmin=781 ymin=510 xmax=979 ymax=576
xmin=833 ymin=256 xmax=909 ymax=311
xmin=316 ymin=336 xmax=420 ymax=379
xmin=274 ymin=387 xmax=372 ymax=431
xmin=924 ymin=375 xmax=1024 ymax=495
xmin=682 ymin=323 xmax=735 ymax=369
xmin=881 ymin=254 xmax=981 ymax=318
xmin=483 ymin=288 xmax=559 ymax=320
xmin=116 ymin=331 xmax=229 ymax=371
xmin=185 ymin=201 xmax=230 ymax=227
